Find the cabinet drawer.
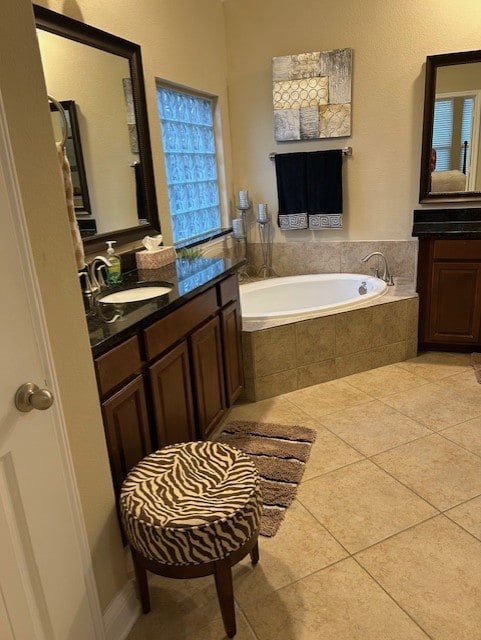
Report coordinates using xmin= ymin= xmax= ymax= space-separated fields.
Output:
xmin=95 ymin=335 xmax=142 ymax=397
xmin=218 ymin=273 xmax=239 ymax=307
xmin=144 ymin=288 xmax=218 ymax=361
xmin=433 ymin=239 xmax=481 ymax=260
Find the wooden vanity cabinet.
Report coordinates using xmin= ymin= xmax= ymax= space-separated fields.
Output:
xmin=148 ymin=341 xmax=196 ymax=446
xmin=190 ymin=315 xmax=226 ymax=438
xmin=94 ymin=335 xmax=153 ymax=495
xmin=94 ymin=272 xmax=244 ymax=494
xmin=219 ymin=276 xmax=244 ymax=406
xmin=417 ymin=238 xmax=481 ymax=350
xmin=101 ymin=375 xmax=152 ymax=495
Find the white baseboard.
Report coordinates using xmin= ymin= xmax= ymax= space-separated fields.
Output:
xmin=103 ymin=579 xmax=141 ymax=640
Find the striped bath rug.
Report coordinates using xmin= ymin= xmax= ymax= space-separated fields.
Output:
xmin=217 ymin=421 xmax=316 ymax=537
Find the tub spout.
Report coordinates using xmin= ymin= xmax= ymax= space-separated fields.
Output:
xmin=361 ymin=252 xmax=394 ymax=285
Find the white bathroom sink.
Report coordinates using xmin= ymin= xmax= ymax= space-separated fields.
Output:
xmin=98 ymin=285 xmax=172 ymax=304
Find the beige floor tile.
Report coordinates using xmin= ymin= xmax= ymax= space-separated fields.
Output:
xmin=437 ymin=370 xmax=481 ymax=405
xmin=302 ymin=425 xmax=364 ymax=480
xmin=126 ymin=573 xmax=223 ymax=639
xmin=356 ymin=516 xmax=481 ymax=640
xmin=128 ymin=600 xmax=256 ymax=640
xmin=242 ymin=557 xmax=429 ymax=640
xmin=445 ymin=495 xmax=481 ymax=541
xmin=232 ymin=500 xmax=347 ymax=609
xmin=344 ymin=363 xmax=429 ymax=399
xmin=284 ymin=378 xmax=372 ymax=419
xmin=297 ymin=459 xmax=436 ymax=552
xmin=373 ymin=434 xmax=481 ymax=510
xmin=222 ymin=395 xmax=318 ymax=429
xmin=127 ymin=351 xmax=481 ymax=640
xmin=381 ymin=382 xmax=481 ymax=430
xmin=395 ymin=351 xmax=471 ymax=381
xmin=319 ymin=400 xmax=430 ymax=456
xmin=442 ymin=416 xmax=481 ymax=456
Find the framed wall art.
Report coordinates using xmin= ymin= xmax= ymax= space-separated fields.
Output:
xmin=272 ymin=48 xmax=352 ymax=141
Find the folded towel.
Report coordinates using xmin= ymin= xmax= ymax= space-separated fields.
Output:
xmin=275 ymin=149 xmax=343 ymax=230
xmin=275 ymin=152 xmax=308 ymax=229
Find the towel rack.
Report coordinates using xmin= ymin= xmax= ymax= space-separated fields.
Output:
xmin=269 ymin=146 xmax=352 ymax=160
xmin=48 ymin=95 xmax=68 ymax=149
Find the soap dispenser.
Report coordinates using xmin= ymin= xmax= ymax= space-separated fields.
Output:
xmin=105 ymin=241 xmax=123 ymax=285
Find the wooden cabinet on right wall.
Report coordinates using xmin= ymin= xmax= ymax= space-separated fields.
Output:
xmin=417 ymin=238 xmax=481 ymax=350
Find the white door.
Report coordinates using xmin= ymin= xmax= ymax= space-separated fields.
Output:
xmin=0 ymin=94 xmax=104 ymax=638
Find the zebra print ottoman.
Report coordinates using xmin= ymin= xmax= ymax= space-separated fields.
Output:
xmin=120 ymin=441 xmax=262 ymax=638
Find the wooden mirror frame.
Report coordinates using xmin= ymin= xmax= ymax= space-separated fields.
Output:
xmin=419 ymin=49 xmax=481 ymax=204
xmin=34 ymin=5 xmax=160 ymax=253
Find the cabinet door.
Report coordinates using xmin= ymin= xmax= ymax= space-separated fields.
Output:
xmin=148 ymin=340 xmax=196 ymax=447
xmin=102 ymin=375 xmax=152 ymax=495
xmin=190 ymin=316 xmax=226 ymax=438
xmin=427 ymin=262 xmax=481 ymax=344
xmin=221 ymin=300 xmax=244 ymax=406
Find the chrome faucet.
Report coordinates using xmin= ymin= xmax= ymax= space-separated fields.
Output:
xmin=361 ymin=251 xmax=394 ymax=285
xmin=88 ymin=255 xmax=111 ymax=293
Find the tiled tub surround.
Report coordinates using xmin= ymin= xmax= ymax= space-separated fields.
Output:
xmin=241 ymin=283 xmax=418 ymax=401
xmin=239 ymin=239 xmax=418 ymax=401
xmin=246 ymin=239 xmax=417 ymax=281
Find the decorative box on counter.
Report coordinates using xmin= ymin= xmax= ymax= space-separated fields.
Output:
xmin=135 ymin=246 xmax=176 ymax=269
xmin=135 ymin=235 xmax=176 ymax=269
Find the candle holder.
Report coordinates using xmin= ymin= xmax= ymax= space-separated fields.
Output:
xmin=234 ymin=190 xmax=252 ymax=281
xmin=256 ymin=204 xmax=276 ymax=279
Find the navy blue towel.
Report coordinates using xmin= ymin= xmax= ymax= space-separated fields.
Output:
xmin=275 ymin=149 xmax=343 ymax=230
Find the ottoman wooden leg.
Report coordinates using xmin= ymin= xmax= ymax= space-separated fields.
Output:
xmin=214 ymin=558 xmax=236 ymax=638
xmin=131 ymin=548 xmax=151 ymax=614
xmin=250 ymin=540 xmax=259 ymax=565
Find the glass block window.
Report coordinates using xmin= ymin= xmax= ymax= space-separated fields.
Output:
xmin=156 ymin=85 xmax=222 ymax=245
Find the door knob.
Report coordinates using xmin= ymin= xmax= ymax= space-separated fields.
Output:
xmin=15 ymin=382 xmax=54 ymax=412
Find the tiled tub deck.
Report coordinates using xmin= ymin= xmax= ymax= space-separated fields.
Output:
xmin=241 ymin=286 xmax=418 ymax=402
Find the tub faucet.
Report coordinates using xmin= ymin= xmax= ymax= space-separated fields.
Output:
xmin=361 ymin=251 xmax=394 ymax=285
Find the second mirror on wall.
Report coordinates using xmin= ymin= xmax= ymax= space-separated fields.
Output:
xmin=420 ymin=49 xmax=481 ymax=203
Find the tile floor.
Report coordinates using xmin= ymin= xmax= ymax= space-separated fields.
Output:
xmin=126 ymin=351 xmax=481 ymax=640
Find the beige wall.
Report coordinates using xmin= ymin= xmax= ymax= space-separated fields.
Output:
xmin=223 ymin=0 xmax=481 ymax=242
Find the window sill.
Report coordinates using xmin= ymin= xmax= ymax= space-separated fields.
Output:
xmin=174 ymin=228 xmax=233 ymax=250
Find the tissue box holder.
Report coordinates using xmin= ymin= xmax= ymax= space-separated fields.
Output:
xmin=135 ymin=246 xmax=176 ymax=269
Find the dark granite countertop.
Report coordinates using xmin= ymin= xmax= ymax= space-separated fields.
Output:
xmin=412 ymin=208 xmax=481 ymax=237
xmin=87 ymin=255 xmax=244 ymax=358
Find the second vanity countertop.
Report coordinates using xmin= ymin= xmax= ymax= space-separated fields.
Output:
xmin=87 ymin=255 xmax=244 ymax=358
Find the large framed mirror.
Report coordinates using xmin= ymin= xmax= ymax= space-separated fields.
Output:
xmin=419 ymin=49 xmax=481 ymax=203
xmin=34 ymin=5 xmax=160 ymax=253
